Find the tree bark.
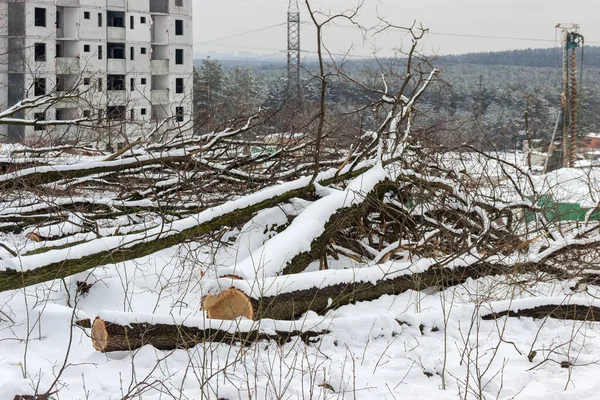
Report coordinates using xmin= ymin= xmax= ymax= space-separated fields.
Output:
xmin=482 ymin=304 xmax=600 ymax=321
xmin=91 ymin=316 xmax=326 ymax=352
xmin=204 ymin=261 xmax=512 ymax=320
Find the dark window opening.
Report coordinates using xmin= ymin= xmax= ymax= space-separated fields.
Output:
xmin=83 ymin=77 xmax=90 ymax=85
xmin=107 ymin=11 xmax=125 ymax=28
xmin=35 ymin=43 xmax=46 ymax=62
xmin=141 ymin=108 xmax=147 ymax=115
xmin=98 ymin=78 xmax=103 ymax=91
xmin=175 ymin=20 xmax=183 ymax=36
xmin=55 ymin=109 xmax=62 ymax=121
xmin=84 ymin=11 xmax=90 ymax=19
xmin=130 ymin=77 xmax=135 ymax=90
xmin=141 ymin=78 xmax=147 ymax=85
xmin=56 ymin=43 xmax=63 ymax=57
xmin=98 ymin=13 xmax=103 ymax=27
xmin=56 ymin=11 xmax=61 ymax=29
xmin=130 ymin=109 xmax=135 ymax=121
xmin=107 ymin=75 xmax=125 ymax=90
xmin=130 ymin=15 xmax=134 ymax=29
xmin=140 ymin=16 xmax=146 ymax=24
xmin=175 ymin=78 xmax=184 ymax=94
xmin=84 ymin=44 xmax=90 ymax=52
xmin=98 ymin=45 xmax=103 ymax=60
xmin=34 ymin=78 xmax=46 ymax=96
xmin=175 ymin=0 xmax=183 ymax=7
xmin=175 ymin=49 xmax=184 ymax=65
xmin=175 ymin=107 xmax=184 ymax=122
xmin=130 ymin=46 xmax=134 ymax=60
xmin=35 ymin=8 xmax=46 ymax=27
xmin=141 ymin=47 xmax=147 ymax=55
xmin=107 ymin=42 xmax=125 ymax=59
xmin=34 ymin=113 xmax=46 ymax=130
xmin=83 ymin=110 xmax=91 ymax=118
xmin=107 ymin=106 xmax=126 ymax=120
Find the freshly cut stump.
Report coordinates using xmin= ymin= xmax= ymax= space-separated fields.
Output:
xmin=202 ymin=288 xmax=254 ymax=320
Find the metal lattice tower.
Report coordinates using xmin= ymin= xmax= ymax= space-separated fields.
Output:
xmin=287 ymin=0 xmax=301 ymax=99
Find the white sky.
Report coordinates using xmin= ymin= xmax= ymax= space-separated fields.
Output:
xmin=194 ymin=0 xmax=600 ymax=59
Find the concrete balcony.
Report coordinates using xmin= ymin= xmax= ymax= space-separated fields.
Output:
xmin=107 ymin=0 xmax=126 ymax=8
xmin=150 ymin=59 xmax=169 ymax=75
xmin=56 ymin=0 xmax=79 ymax=6
xmin=107 ymin=91 xmax=126 ymax=104
xmin=151 ymin=89 xmax=169 ymax=105
xmin=56 ymin=57 xmax=80 ymax=74
xmin=107 ymin=27 xmax=126 ymax=41
xmin=107 ymin=59 xmax=126 ymax=73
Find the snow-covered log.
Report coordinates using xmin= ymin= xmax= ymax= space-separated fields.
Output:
xmin=90 ymin=312 xmax=326 ymax=352
xmin=203 ymin=258 xmax=510 ymax=320
xmin=481 ymin=298 xmax=600 ymax=321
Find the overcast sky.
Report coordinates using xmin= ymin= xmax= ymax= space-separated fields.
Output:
xmin=194 ymin=0 xmax=600 ymax=59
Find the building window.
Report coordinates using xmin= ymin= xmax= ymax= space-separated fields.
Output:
xmin=83 ymin=77 xmax=90 ymax=85
xmin=83 ymin=110 xmax=91 ymax=118
xmin=175 ymin=49 xmax=184 ymax=65
xmin=55 ymin=109 xmax=62 ymax=121
xmin=130 ymin=47 xmax=135 ymax=60
xmin=175 ymin=78 xmax=184 ymax=94
xmin=141 ymin=108 xmax=147 ymax=115
xmin=84 ymin=44 xmax=90 ymax=52
xmin=141 ymin=47 xmax=147 ymax=55
xmin=84 ymin=11 xmax=90 ymax=19
xmin=98 ymin=13 xmax=103 ymax=27
xmin=130 ymin=77 xmax=135 ymax=90
xmin=35 ymin=8 xmax=46 ymax=27
xmin=56 ymin=11 xmax=61 ymax=29
xmin=130 ymin=15 xmax=134 ymax=29
xmin=175 ymin=20 xmax=183 ymax=36
xmin=34 ymin=43 xmax=46 ymax=62
xmin=98 ymin=78 xmax=103 ymax=92
xmin=107 ymin=11 xmax=125 ymax=28
xmin=34 ymin=113 xmax=46 ymax=131
xmin=107 ymin=106 xmax=126 ymax=120
xmin=140 ymin=16 xmax=146 ymax=24
xmin=56 ymin=43 xmax=63 ymax=57
xmin=175 ymin=0 xmax=183 ymax=6
xmin=34 ymin=78 xmax=46 ymax=96
xmin=175 ymin=107 xmax=184 ymax=122
xmin=98 ymin=45 xmax=103 ymax=60
xmin=107 ymin=75 xmax=125 ymax=91
xmin=107 ymin=43 xmax=125 ymax=59
xmin=141 ymin=78 xmax=147 ymax=85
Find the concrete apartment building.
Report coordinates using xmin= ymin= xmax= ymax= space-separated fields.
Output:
xmin=0 ymin=0 xmax=193 ymax=144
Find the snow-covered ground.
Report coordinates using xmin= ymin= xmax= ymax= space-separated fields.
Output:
xmin=2 ymin=241 xmax=600 ymax=399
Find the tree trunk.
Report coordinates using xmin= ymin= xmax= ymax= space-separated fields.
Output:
xmin=203 ymin=261 xmax=512 ymax=320
xmin=482 ymin=303 xmax=600 ymax=321
xmin=91 ymin=316 xmax=326 ymax=352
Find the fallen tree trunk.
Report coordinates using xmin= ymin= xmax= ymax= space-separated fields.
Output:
xmin=0 ymin=166 xmax=371 ymax=293
xmin=482 ymin=302 xmax=600 ymax=321
xmin=203 ymin=258 xmax=513 ymax=320
xmin=91 ymin=313 xmax=326 ymax=352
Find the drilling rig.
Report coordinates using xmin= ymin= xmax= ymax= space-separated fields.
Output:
xmin=556 ymin=24 xmax=584 ymax=168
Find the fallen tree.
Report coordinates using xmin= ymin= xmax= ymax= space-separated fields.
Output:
xmin=90 ymin=312 xmax=327 ymax=352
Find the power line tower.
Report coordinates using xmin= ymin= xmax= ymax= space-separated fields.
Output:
xmin=287 ymin=0 xmax=301 ymax=100
xmin=556 ymin=23 xmax=584 ymax=168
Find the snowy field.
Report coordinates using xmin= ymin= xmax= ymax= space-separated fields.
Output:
xmin=2 ymin=148 xmax=600 ymax=399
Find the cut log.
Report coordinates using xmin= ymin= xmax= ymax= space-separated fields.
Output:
xmin=91 ymin=314 xmax=326 ymax=352
xmin=482 ymin=303 xmax=600 ymax=321
xmin=203 ymin=258 xmax=513 ymax=320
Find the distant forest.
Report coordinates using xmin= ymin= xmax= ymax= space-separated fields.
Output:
xmin=438 ymin=46 xmax=600 ymax=68
xmin=194 ymin=46 xmax=600 ymax=151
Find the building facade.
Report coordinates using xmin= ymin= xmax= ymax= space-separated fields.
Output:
xmin=0 ymin=0 xmax=193 ymax=144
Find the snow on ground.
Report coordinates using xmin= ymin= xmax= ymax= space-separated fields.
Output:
xmin=2 ymin=240 xmax=600 ymax=399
